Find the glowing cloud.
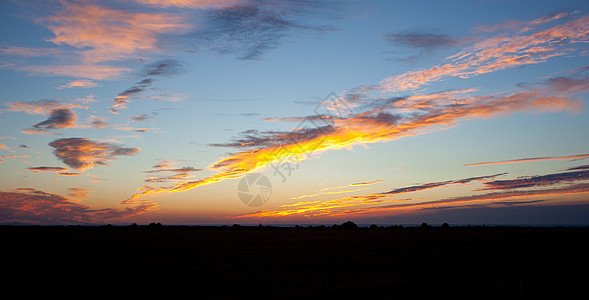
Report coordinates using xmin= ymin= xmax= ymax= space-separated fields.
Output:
xmin=129 ymin=70 xmax=586 ymax=201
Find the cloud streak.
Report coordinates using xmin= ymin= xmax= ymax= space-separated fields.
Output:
xmin=463 ymin=154 xmax=589 ymax=166
xmin=27 ymin=166 xmax=83 ymax=176
xmin=379 ymin=14 xmax=589 ymax=92
xmin=481 ymin=170 xmax=589 ymax=191
xmin=111 ymin=59 xmax=183 ymax=113
xmin=128 ymin=68 xmax=587 ymax=201
xmin=385 ymin=31 xmax=463 ymax=51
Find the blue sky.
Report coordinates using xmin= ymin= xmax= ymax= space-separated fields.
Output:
xmin=1 ymin=0 xmax=588 ymax=225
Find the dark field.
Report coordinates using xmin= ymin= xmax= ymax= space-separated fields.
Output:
xmin=3 ymin=225 xmax=588 ymax=299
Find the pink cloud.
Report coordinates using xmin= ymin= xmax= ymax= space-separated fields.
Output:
xmin=0 ymin=188 xmax=156 ymax=224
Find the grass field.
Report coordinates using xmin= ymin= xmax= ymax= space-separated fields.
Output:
xmin=3 ymin=225 xmax=587 ymax=299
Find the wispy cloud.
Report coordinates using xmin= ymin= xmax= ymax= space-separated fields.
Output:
xmin=234 ymin=173 xmax=589 ymax=220
xmin=350 ymin=180 xmax=384 ymax=186
xmin=379 ymin=14 xmax=589 ymax=92
xmin=463 ymin=154 xmax=589 ymax=167
xmin=385 ymin=31 xmax=463 ymax=51
xmin=128 ymin=68 xmax=587 ymax=201
xmin=57 ymin=79 xmax=98 ymax=89
xmin=27 ymin=166 xmax=83 ymax=176
xmin=191 ymin=1 xmax=335 ymax=60
xmin=1 ymin=154 xmax=28 ymax=159
xmin=480 ymin=170 xmax=589 ymax=190
xmin=111 ymin=59 xmax=184 ymax=113
xmin=474 ymin=11 xmax=577 ymax=32
xmin=49 ymin=138 xmax=140 ymax=171
xmin=143 ymin=160 xmax=201 ymax=183
xmin=131 ymin=114 xmax=151 ymax=122
xmin=0 ymin=188 xmax=155 ymax=225
xmin=383 ymin=173 xmax=507 ymax=195
xmin=566 ymin=165 xmax=589 ymax=171
xmin=68 ymin=187 xmax=90 ymax=201
xmin=27 ymin=166 xmax=68 ymax=173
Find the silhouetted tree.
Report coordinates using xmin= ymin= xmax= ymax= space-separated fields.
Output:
xmin=341 ymin=221 xmax=358 ymax=229
xmin=420 ymin=222 xmax=430 ymax=229
xmin=148 ymin=222 xmax=162 ymax=229
xmin=441 ymin=222 xmax=450 ymax=229
xmin=370 ymin=224 xmax=378 ymax=229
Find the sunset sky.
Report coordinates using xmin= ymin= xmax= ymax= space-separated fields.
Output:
xmin=1 ymin=0 xmax=589 ymax=225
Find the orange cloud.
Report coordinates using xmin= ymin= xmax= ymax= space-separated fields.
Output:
xmin=49 ymin=138 xmax=141 ymax=171
xmin=0 ymin=188 xmax=156 ymax=224
xmin=1 ymin=155 xmax=29 ymax=158
xmin=5 ymin=1 xmax=190 ymax=80
xmin=128 ymin=72 xmax=586 ymax=201
xmin=235 ymin=182 xmax=589 ymax=220
xmin=463 ymin=154 xmax=589 ymax=166
xmin=68 ymin=187 xmax=90 ymax=201
xmin=350 ymin=180 xmax=384 ymax=186
xmin=58 ymin=79 xmax=98 ymax=89
xmin=41 ymin=1 xmax=189 ymax=63
xmin=379 ymin=15 xmax=589 ymax=92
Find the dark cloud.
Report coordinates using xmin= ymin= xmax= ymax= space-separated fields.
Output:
xmin=111 ymin=59 xmax=184 ymax=113
xmin=542 ymin=73 xmax=589 ymax=94
xmin=33 ymin=108 xmax=77 ymax=130
xmin=27 ymin=166 xmax=68 ymax=173
xmin=384 ymin=32 xmax=462 ymax=51
xmin=566 ymin=165 xmax=589 ymax=171
xmin=145 ymin=166 xmax=201 ymax=174
xmin=131 ymin=114 xmax=150 ymax=122
xmin=192 ymin=1 xmax=335 ymax=60
xmin=18 ymin=144 xmax=29 ymax=149
xmin=142 ymin=59 xmax=184 ymax=77
xmin=88 ymin=116 xmax=112 ymax=128
xmin=382 ymin=173 xmax=507 ymax=195
xmin=210 ymin=123 xmax=334 ymax=149
xmin=49 ymin=138 xmax=140 ymax=170
xmin=481 ymin=170 xmax=589 ymax=191
xmin=143 ymin=160 xmax=201 ymax=183
xmin=4 ymin=99 xmax=86 ymax=133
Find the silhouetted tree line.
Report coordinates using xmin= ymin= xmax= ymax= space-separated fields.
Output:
xmin=114 ymin=221 xmax=457 ymax=230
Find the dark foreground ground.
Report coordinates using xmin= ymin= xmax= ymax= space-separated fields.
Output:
xmin=3 ymin=225 xmax=588 ymax=299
